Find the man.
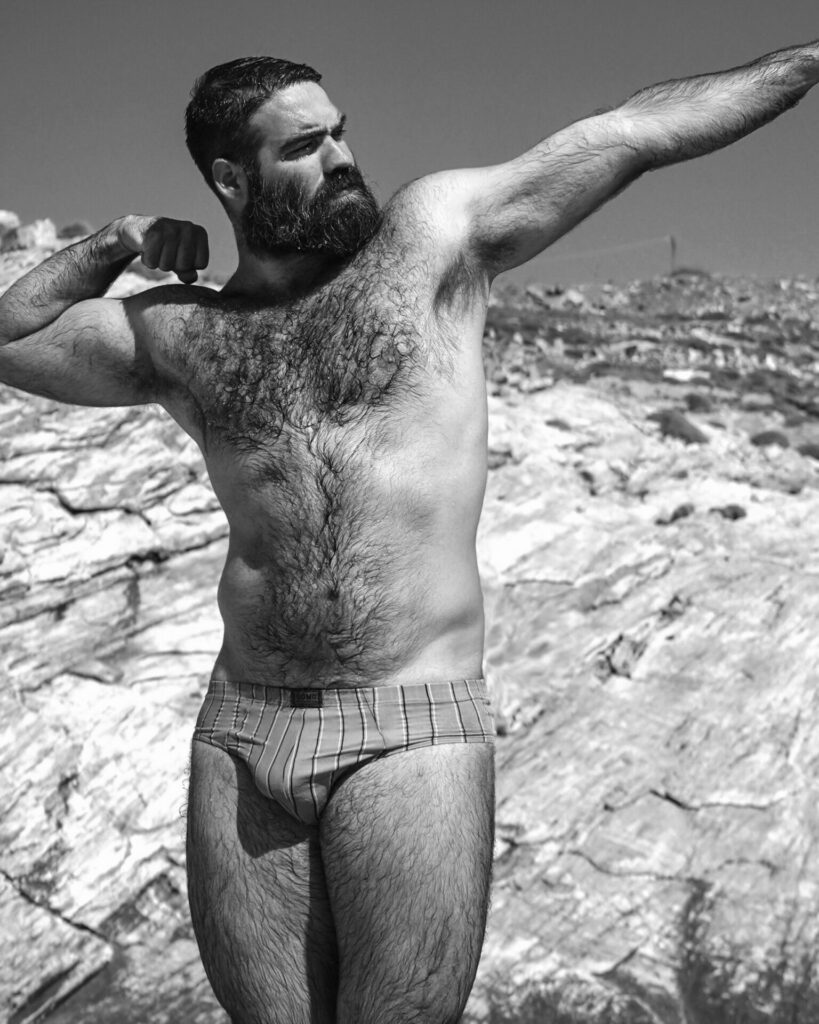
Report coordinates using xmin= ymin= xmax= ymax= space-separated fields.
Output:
xmin=1 ymin=40 xmax=817 ymax=1024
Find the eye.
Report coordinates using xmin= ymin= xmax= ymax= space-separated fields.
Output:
xmin=287 ymin=138 xmax=320 ymax=159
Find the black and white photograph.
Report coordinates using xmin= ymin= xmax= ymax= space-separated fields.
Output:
xmin=2 ymin=2 xmax=819 ymax=1021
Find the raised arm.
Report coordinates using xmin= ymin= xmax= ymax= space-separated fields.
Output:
xmin=0 ymin=216 xmax=208 ymax=406
xmin=420 ymin=38 xmax=819 ymax=280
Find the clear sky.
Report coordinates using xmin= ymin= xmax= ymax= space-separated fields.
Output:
xmin=2 ymin=0 xmax=817 ymax=286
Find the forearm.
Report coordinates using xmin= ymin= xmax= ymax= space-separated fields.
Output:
xmin=0 ymin=219 xmax=135 ymax=345
xmin=618 ymin=39 xmax=819 ymax=168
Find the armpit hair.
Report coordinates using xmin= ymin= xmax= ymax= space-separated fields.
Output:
xmin=433 ymin=246 xmax=491 ymax=311
xmin=386 ymin=177 xmax=493 ymax=306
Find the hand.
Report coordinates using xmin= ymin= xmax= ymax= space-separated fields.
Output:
xmin=115 ymin=215 xmax=209 ymax=284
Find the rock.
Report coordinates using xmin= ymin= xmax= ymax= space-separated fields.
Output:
xmin=0 ymin=210 xmax=21 ymax=238
xmin=750 ymin=428 xmax=789 ymax=448
xmin=649 ymin=408 xmax=710 ymax=444
xmin=655 ymin=501 xmax=695 ymax=525
xmin=474 ymin=383 xmax=819 ymax=1024
xmin=740 ymin=391 xmax=776 ymax=410
xmin=685 ymin=391 xmax=712 ymax=413
xmin=57 ymin=221 xmax=94 ymax=240
xmin=524 ymin=283 xmax=563 ymax=305
xmin=488 ymin=443 xmax=518 ymax=469
xmin=709 ymin=502 xmax=747 ymax=520
xmin=520 ymin=284 xmax=586 ymax=312
xmin=1 ymin=218 xmax=58 ymax=252
xmin=563 ymin=287 xmax=586 ymax=308
xmin=797 ymin=441 xmax=819 ymax=460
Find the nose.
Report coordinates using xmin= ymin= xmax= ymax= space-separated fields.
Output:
xmin=321 ymin=136 xmax=354 ymax=175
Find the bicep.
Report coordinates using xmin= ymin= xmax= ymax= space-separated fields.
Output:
xmin=450 ymin=111 xmax=646 ymax=276
xmin=0 ymin=297 xmax=158 ymax=407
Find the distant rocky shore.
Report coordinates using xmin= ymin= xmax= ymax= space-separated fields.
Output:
xmin=2 ymin=216 xmax=819 ymax=1023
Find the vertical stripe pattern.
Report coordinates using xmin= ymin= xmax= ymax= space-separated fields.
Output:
xmin=193 ymin=677 xmax=495 ymax=825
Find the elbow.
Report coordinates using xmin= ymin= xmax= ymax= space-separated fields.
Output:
xmin=585 ymin=108 xmax=656 ymax=175
xmin=623 ymin=112 xmax=660 ymax=168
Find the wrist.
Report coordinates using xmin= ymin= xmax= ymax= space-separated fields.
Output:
xmin=104 ymin=216 xmax=143 ymax=262
xmin=754 ymin=41 xmax=819 ymax=90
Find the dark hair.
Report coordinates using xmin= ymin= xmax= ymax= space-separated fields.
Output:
xmin=185 ymin=56 xmax=322 ymax=195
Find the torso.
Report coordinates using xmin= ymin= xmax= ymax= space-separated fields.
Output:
xmin=156 ymin=189 xmax=491 ymax=688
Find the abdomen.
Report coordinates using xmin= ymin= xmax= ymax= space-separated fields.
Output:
xmin=209 ymin=384 xmax=488 ymax=687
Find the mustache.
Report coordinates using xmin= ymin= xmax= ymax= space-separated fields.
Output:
xmin=314 ymin=165 xmax=370 ymax=201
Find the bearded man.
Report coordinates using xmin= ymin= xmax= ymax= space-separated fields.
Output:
xmin=1 ymin=43 xmax=817 ymax=1024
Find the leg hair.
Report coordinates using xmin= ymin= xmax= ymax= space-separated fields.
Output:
xmin=319 ymin=742 xmax=495 ymax=1024
xmin=187 ymin=741 xmax=339 ymax=1024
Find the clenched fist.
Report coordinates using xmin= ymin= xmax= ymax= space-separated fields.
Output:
xmin=115 ymin=215 xmax=209 ymax=284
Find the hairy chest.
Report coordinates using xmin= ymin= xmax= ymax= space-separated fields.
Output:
xmin=179 ymin=272 xmax=449 ymax=447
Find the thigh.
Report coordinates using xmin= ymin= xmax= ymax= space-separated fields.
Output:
xmin=186 ymin=740 xmax=338 ymax=1024
xmin=319 ymin=742 xmax=495 ymax=1024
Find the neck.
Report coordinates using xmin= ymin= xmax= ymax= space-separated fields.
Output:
xmin=221 ymin=239 xmax=342 ymax=301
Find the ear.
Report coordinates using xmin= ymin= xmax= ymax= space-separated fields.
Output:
xmin=211 ymin=158 xmax=248 ymax=206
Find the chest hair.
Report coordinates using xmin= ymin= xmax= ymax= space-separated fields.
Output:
xmin=179 ymin=250 xmax=461 ymax=450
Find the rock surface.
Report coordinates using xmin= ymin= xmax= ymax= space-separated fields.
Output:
xmin=1 ymin=219 xmax=58 ymax=253
xmin=2 ymin=224 xmax=819 ymax=1022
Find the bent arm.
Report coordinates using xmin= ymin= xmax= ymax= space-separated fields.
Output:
xmin=0 ymin=296 xmax=160 ymax=406
xmin=0 ymin=220 xmax=136 ymax=346
xmin=0 ymin=216 xmax=207 ymax=406
xmin=437 ymin=38 xmax=819 ymax=277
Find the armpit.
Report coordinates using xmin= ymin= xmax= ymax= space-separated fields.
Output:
xmin=381 ymin=174 xmax=490 ymax=305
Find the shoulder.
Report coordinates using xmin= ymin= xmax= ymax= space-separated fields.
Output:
xmin=123 ymin=283 xmax=222 ymax=351
xmin=123 ymin=282 xmax=220 ymax=320
xmin=115 ymin=283 xmax=231 ymax=442
xmin=119 ymin=282 xmax=224 ymax=399
xmin=375 ymin=173 xmax=492 ymax=307
xmin=381 ymin=172 xmax=471 ymax=246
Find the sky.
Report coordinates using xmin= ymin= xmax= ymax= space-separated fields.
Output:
xmin=2 ymin=0 xmax=818 ymax=287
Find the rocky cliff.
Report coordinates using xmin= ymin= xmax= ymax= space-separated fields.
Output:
xmin=2 ymin=220 xmax=819 ymax=1023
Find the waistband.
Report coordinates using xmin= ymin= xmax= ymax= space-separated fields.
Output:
xmin=205 ymin=677 xmax=488 ymax=709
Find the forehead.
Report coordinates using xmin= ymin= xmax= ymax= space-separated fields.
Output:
xmin=249 ymin=81 xmax=341 ymax=144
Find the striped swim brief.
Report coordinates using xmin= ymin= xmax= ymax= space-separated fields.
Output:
xmin=192 ymin=677 xmax=496 ymax=825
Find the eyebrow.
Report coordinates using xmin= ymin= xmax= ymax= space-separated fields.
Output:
xmin=283 ymin=113 xmax=347 ymax=150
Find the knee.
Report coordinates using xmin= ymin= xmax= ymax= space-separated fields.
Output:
xmin=338 ymin=966 xmax=474 ymax=1024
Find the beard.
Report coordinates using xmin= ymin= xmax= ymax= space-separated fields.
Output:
xmin=241 ymin=163 xmax=381 ymax=259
